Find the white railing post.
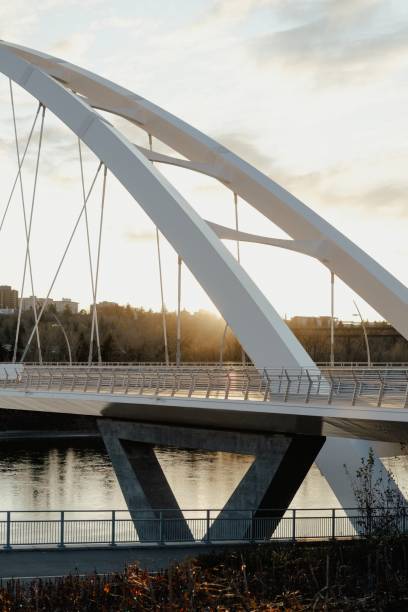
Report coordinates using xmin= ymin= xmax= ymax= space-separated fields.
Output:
xmin=206 ymin=371 xmax=212 ymax=398
xmin=292 ymin=509 xmax=296 ymax=542
xmin=377 ymin=372 xmax=384 ymax=407
xmin=305 ymin=370 xmax=313 ymax=403
xmin=188 ymin=373 xmax=195 ymax=398
xmin=331 ymin=508 xmax=336 ymax=540
xmin=263 ymin=369 xmax=271 ymax=401
xmin=206 ymin=509 xmax=211 ymax=543
xmin=224 ymin=372 xmax=231 ymax=399
xmin=244 ymin=371 xmax=250 ymax=400
xmin=284 ymin=370 xmax=291 ymax=402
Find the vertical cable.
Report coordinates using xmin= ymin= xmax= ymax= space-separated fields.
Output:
xmin=176 ymin=255 xmax=182 ymax=367
xmin=234 ymin=192 xmax=241 ymax=264
xmin=78 ymin=139 xmax=101 ymax=364
xmin=149 ymin=133 xmax=169 ymax=365
xmin=10 ymin=83 xmax=44 ymax=363
xmin=0 ymin=105 xmax=41 ymax=237
xmin=234 ymin=192 xmax=246 ymax=366
xmin=20 ymin=163 xmax=103 ymax=362
xmin=220 ymin=191 xmax=244 ymax=365
xmin=92 ymin=165 xmax=108 ymax=364
xmin=156 ymin=228 xmax=170 ymax=365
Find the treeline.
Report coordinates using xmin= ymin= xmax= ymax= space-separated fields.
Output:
xmin=0 ymin=304 xmax=407 ymax=363
xmin=0 ymin=305 xmax=242 ymax=363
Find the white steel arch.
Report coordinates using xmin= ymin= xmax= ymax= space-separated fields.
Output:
xmin=1 ymin=40 xmax=407 ymax=343
xmin=0 ymin=41 xmax=312 ymax=370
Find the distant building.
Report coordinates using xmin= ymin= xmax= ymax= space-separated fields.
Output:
xmin=90 ymin=301 xmax=119 ymax=311
xmin=0 ymin=308 xmax=15 ymax=316
xmin=0 ymin=285 xmax=18 ymax=310
xmin=290 ymin=316 xmax=332 ymax=328
xmin=55 ymin=298 xmax=78 ymax=314
xmin=19 ymin=296 xmax=78 ymax=314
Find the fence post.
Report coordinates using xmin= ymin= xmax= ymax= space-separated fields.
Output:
xmin=331 ymin=508 xmax=336 ymax=540
xmin=111 ymin=510 xmax=116 ymax=546
xmin=4 ymin=511 xmax=11 ymax=550
xmin=159 ymin=511 xmax=164 ymax=545
xmin=292 ymin=509 xmax=296 ymax=542
xmin=250 ymin=510 xmax=255 ymax=543
xmin=206 ymin=509 xmax=210 ymax=543
xmin=59 ymin=511 xmax=65 ymax=548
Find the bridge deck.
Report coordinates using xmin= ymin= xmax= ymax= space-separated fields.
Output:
xmin=2 ymin=365 xmax=408 ymax=410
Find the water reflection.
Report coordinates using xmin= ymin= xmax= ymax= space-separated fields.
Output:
xmin=0 ymin=436 xmax=394 ymax=512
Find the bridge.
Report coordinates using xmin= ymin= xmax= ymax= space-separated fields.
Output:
xmin=0 ymin=40 xmax=408 ymax=542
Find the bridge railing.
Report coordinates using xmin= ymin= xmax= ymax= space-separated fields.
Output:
xmin=2 ymin=365 xmax=408 ymax=408
xmin=0 ymin=507 xmax=406 ymax=549
xmin=21 ymin=361 xmax=408 ymax=368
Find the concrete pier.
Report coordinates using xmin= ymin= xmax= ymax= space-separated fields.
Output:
xmin=98 ymin=419 xmax=324 ymax=541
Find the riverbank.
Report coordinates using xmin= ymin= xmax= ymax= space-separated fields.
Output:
xmin=1 ymin=539 xmax=408 ymax=610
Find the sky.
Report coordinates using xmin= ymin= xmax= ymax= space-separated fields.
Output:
xmin=0 ymin=0 xmax=407 ymax=321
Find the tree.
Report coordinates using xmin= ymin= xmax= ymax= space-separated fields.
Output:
xmin=345 ymin=447 xmax=407 ymax=537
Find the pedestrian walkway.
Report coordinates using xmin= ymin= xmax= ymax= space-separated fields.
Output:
xmin=0 ymin=543 xmax=243 ymax=579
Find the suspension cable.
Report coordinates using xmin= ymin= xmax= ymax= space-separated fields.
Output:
xmin=89 ymin=165 xmax=107 ymax=364
xmin=13 ymin=105 xmax=46 ymax=363
xmin=78 ymin=139 xmax=101 ymax=365
xmin=149 ymin=133 xmax=169 ymax=365
xmin=176 ymin=255 xmax=182 ymax=367
xmin=20 ymin=162 xmax=103 ymax=362
xmin=155 ymin=227 xmax=169 ymax=365
xmin=220 ymin=191 xmax=243 ymax=365
xmin=0 ymin=104 xmax=41 ymax=236
xmin=9 ymin=80 xmax=43 ymax=363
xmin=234 ymin=192 xmax=246 ymax=365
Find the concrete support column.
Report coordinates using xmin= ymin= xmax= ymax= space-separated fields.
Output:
xmin=99 ymin=424 xmax=193 ymax=541
xmin=98 ymin=419 xmax=325 ymax=542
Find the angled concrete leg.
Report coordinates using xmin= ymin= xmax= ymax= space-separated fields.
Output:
xmin=98 ymin=421 xmax=193 ymax=541
xmin=210 ymin=435 xmax=324 ymax=540
xmin=99 ymin=419 xmax=324 ymax=543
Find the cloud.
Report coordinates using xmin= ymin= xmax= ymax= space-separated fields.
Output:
xmin=203 ymin=0 xmax=275 ymax=22
xmin=213 ymin=129 xmax=408 ymax=218
xmin=250 ymin=0 xmax=408 ymax=85
xmin=214 ymin=132 xmax=274 ymax=173
xmin=50 ymin=31 xmax=95 ymax=63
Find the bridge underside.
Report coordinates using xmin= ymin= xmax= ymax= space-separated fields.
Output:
xmin=1 ymin=392 xmax=408 ymax=444
xmin=97 ymin=419 xmax=325 ymax=541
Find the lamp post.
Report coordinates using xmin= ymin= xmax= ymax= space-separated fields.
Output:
xmin=330 ymin=270 xmax=335 ymax=367
xmin=353 ymin=300 xmax=371 ymax=367
xmin=51 ymin=313 xmax=72 ymax=365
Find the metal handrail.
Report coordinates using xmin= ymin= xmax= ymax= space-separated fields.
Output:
xmin=0 ymin=506 xmax=406 ymax=549
xmin=3 ymin=365 xmax=408 ymax=408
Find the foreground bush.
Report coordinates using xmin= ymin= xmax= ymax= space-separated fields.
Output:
xmin=2 ymin=540 xmax=408 ymax=610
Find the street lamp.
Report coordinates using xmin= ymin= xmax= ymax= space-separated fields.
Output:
xmin=51 ymin=313 xmax=72 ymax=365
xmin=353 ymin=300 xmax=371 ymax=367
xmin=330 ymin=270 xmax=335 ymax=367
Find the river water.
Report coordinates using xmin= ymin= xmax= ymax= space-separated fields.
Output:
xmin=0 ymin=438 xmax=407 ymax=512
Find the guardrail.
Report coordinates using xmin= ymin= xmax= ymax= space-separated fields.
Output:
xmin=2 ymin=365 xmax=408 ymax=408
xmin=0 ymin=508 xmax=406 ymax=549
xmin=21 ymin=361 xmax=408 ymax=368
